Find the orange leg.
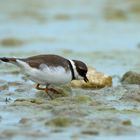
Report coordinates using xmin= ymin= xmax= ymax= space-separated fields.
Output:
xmin=36 ymin=84 xmax=60 ymax=99
xmin=48 ymin=88 xmax=60 ymax=94
xmin=36 ymin=84 xmax=60 ymax=94
xmin=45 ymin=86 xmax=53 ymax=100
xmin=36 ymin=84 xmax=54 ymax=99
xmin=36 ymin=84 xmax=45 ymax=90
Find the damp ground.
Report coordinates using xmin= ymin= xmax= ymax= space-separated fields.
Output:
xmin=0 ymin=0 xmax=140 ymax=140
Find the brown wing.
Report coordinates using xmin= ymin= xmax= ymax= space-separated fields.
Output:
xmin=23 ymin=54 xmax=70 ymax=71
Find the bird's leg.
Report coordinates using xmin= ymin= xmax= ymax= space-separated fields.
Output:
xmin=45 ymin=84 xmax=60 ymax=94
xmin=36 ymin=84 xmax=53 ymax=99
xmin=36 ymin=84 xmax=60 ymax=99
xmin=36 ymin=84 xmax=45 ymax=90
xmin=48 ymin=88 xmax=60 ymax=94
xmin=45 ymin=86 xmax=53 ymax=100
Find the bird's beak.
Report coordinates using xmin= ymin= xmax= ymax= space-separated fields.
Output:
xmin=84 ymin=76 xmax=89 ymax=83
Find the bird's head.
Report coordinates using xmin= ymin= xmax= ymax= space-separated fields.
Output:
xmin=73 ymin=60 xmax=89 ymax=82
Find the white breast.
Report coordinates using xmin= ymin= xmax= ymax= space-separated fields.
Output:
xmin=16 ymin=60 xmax=72 ymax=85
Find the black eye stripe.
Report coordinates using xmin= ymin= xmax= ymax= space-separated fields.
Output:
xmin=77 ymin=68 xmax=87 ymax=76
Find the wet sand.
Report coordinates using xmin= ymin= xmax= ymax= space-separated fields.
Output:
xmin=0 ymin=0 xmax=140 ymax=140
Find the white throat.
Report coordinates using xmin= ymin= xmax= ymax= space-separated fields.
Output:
xmin=69 ymin=59 xmax=80 ymax=80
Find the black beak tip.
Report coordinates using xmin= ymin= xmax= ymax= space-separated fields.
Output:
xmin=84 ymin=76 xmax=89 ymax=83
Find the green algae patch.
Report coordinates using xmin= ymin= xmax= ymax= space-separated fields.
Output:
xmin=81 ymin=130 xmax=99 ymax=136
xmin=29 ymin=98 xmax=45 ymax=104
xmin=54 ymin=14 xmax=71 ymax=20
xmin=74 ymin=95 xmax=92 ymax=104
xmin=9 ymin=10 xmax=46 ymax=23
xmin=104 ymin=9 xmax=128 ymax=21
xmin=0 ymin=38 xmax=24 ymax=47
xmin=48 ymin=99 xmax=62 ymax=106
xmin=0 ymin=80 xmax=9 ymax=90
xmin=48 ymin=97 xmax=69 ymax=107
xmin=13 ymin=98 xmax=45 ymax=106
xmin=129 ymin=3 xmax=140 ymax=14
xmin=122 ymin=120 xmax=132 ymax=126
xmin=45 ymin=117 xmax=71 ymax=127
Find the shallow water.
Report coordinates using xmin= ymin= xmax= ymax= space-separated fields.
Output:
xmin=0 ymin=0 xmax=140 ymax=140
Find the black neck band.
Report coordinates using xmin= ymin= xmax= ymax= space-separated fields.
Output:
xmin=68 ymin=60 xmax=75 ymax=80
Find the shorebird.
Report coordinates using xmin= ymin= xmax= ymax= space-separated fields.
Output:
xmin=0 ymin=54 xmax=88 ymax=98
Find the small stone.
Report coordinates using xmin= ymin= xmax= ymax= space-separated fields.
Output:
xmin=54 ymin=14 xmax=71 ymax=20
xmin=122 ymin=120 xmax=132 ymax=126
xmin=0 ymin=38 xmax=24 ymax=46
xmin=2 ymin=130 xmax=16 ymax=137
xmin=14 ymin=98 xmax=26 ymax=102
xmin=121 ymin=71 xmax=140 ymax=85
xmin=14 ymin=98 xmax=44 ymax=105
xmin=29 ymin=99 xmax=44 ymax=104
xmin=0 ymin=80 xmax=8 ymax=90
xmin=81 ymin=130 xmax=99 ymax=135
xmin=74 ymin=95 xmax=92 ymax=103
xmin=19 ymin=118 xmax=30 ymax=124
xmin=71 ymin=66 xmax=112 ymax=89
xmin=45 ymin=117 xmax=71 ymax=127
xmin=51 ymin=129 xmax=64 ymax=133
xmin=104 ymin=9 xmax=127 ymax=21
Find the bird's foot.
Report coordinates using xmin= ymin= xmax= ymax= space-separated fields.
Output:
xmin=44 ymin=88 xmax=53 ymax=99
xmin=48 ymin=88 xmax=61 ymax=94
xmin=36 ymin=84 xmax=60 ymax=93
xmin=36 ymin=84 xmax=60 ymax=99
xmin=45 ymin=88 xmax=61 ymax=99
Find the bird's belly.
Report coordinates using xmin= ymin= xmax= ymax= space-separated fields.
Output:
xmin=24 ymin=66 xmax=72 ymax=85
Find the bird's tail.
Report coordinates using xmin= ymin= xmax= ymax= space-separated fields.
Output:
xmin=0 ymin=57 xmax=17 ymax=63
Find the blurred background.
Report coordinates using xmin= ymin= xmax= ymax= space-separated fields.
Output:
xmin=0 ymin=0 xmax=140 ymax=80
xmin=0 ymin=1 xmax=140 ymax=139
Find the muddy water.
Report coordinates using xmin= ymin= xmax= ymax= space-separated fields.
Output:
xmin=0 ymin=0 xmax=140 ymax=140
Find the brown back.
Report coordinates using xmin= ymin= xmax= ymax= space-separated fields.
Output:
xmin=23 ymin=54 xmax=70 ymax=71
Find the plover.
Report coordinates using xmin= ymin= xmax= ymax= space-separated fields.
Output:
xmin=0 ymin=54 xmax=88 ymax=98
